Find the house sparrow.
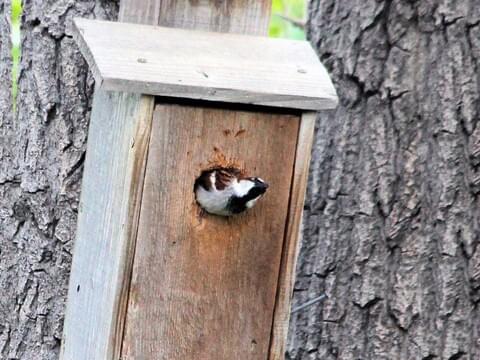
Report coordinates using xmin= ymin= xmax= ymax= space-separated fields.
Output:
xmin=194 ymin=168 xmax=269 ymax=216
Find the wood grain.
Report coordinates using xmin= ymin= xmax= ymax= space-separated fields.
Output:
xmin=121 ymin=104 xmax=300 ymax=360
xmin=72 ymin=18 xmax=338 ymax=111
xmin=60 ymin=91 xmax=154 ymax=360
xmin=268 ymin=112 xmax=317 ymax=359
xmin=119 ymin=0 xmax=271 ymax=35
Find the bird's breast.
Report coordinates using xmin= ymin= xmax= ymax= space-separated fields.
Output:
xmin=195 ymin=186 xmax=233 ymax=216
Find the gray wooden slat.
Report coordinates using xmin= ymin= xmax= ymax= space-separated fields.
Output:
xmin=119 ymin=0 xmax=271 ymax=35
xmin=269 ymin=112 xmax=317 ymax=359
xmin=60 ymin=90 xmax=154 ymax=360
xmin=72 ymin=18 xmax=338 ymax=111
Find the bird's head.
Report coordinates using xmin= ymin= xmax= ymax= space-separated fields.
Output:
xmin=233 ymin=177 xmax=269 ymax=205
xmin=194 ymin=168 xmax=269 ymax=216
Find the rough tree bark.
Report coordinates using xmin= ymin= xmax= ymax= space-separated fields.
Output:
xmin=0 ymin=1 xmax=118 ymax=359
xmin=288 ymin=1 xmax=480 ymax=359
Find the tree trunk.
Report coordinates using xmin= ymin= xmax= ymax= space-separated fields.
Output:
xmin=288 ymin=1 xmax=480 ymax=359
xmin=0 ymin=1 xmax=118 ymax=359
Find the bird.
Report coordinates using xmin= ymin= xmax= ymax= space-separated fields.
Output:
xmin=194 ymin=167 xmax=269 ymax=216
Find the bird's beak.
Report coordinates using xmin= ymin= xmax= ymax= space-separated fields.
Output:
xmin=256 ymin=180 xmax=269 ymax=193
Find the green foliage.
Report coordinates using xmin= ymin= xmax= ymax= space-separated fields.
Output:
xmin=269 ymin=0 xmax=306 ymax=40
xmin=12 ymin=0 xmax=22 ymax=105
xmin=12 ymin=0 xmax=21 ymax=20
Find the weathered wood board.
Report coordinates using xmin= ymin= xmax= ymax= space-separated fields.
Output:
xmin=60 ymin=91 xmax=154 ymax=360
xmin=120 ymin=104 xmax=300 ymax=359
xmin=119 ymin=0 xmax=271 ymax=35
xmin=72 ymin=18 xmax=338 ymax=111
xmin=268 ymin=113 xmax=317 ymax=359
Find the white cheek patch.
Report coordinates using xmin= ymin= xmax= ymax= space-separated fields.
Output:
xmin=245 ymin=198 xmax=258 ymax=209
xmin=234 ymin=180 xmax=255 ymax=197
xmin=245 ymin=192 xmax=265 ymax=209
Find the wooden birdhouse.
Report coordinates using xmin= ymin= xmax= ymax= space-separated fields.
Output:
xmin=61 ymin=18 xmax=337 ymax=360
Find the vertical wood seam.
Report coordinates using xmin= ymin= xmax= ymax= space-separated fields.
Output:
xmin=115 ymin=97 xmax=154 ymax=359
xmin=267 ymin=116 xmax=302 ymax=359
xmin=111 ymin=95 xmax=155 ymax=359
xmin=268 ymin=112 xmax=317 ymax=359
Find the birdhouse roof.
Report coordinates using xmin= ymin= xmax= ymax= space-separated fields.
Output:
xmin=73 ymin=18 xmax=338 ymax=111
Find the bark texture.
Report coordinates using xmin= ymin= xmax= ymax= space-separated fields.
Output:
xmin=288 ymin=1 xmax=480 ymax=359
xmin=0 ymin=1 xmax=118 ymax=359
xmin=0 ymin=1 xmax=9 ymax=134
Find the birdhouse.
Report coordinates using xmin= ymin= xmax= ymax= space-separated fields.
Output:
xmin=61 ymin=18 xmax=337 ymax=360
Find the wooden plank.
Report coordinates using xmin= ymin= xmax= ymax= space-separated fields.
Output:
xmin=60 ymin=91 xmax=154 ymax=360
xmin=121 ymin=104 xmax=300 ymax=359
xmin=268 ymin=112 xmax=317 ymax=359
xmin=72 ymin=18 xmax=338 ymax=111
xmin=119 ymin=0 xmax=271 ymax=35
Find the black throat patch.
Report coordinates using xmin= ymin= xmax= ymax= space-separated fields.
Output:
xmin=226 ymin=184 xmax=268 ymax=214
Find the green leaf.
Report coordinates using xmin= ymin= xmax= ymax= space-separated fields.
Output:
xmin=12 ymin=0 xmax=22 ymax=22
xmin=11 ymin=0 xmax=22 ymax=109
xmin=269 ymin=0 xmax=305 ymax=40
